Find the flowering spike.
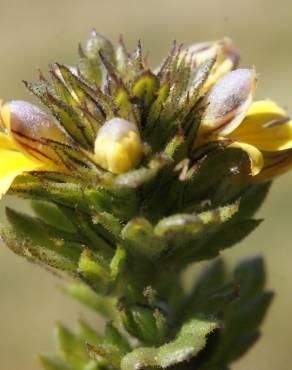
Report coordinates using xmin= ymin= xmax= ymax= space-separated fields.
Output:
xmin=0 ymin=32 xmax=290 ymax=370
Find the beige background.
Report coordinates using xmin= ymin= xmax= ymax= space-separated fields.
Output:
xmin=0 ymin=0 xmax=292 ymax=369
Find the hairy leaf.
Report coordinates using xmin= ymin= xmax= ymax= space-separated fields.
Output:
xmin=121 ymin=316 xmax=219 ymax=370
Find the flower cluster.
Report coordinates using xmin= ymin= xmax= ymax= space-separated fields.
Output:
xmin=0 ymin=31 xmax=289 ymax=370
xmin=0 ymin=35 xmax=291 ymax=200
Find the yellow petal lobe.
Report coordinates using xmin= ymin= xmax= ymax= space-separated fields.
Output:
xmin=229 ymin=141 xmax=264 ymax=176
xmin=0 ymin=131 xmax=18 ymax=150
xmin=253 ymin=150 xmax=292 ymax=181
xmin=0 ymin=149 xmax=43 ymax=197
xmin=231 ymin=100 xmax=292 ymax=151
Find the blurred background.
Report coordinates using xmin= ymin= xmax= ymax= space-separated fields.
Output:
xmin=0 ymin=0 xmax=292 ymax=369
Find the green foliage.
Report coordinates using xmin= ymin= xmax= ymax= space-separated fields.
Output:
xmin=35 ymin=257 xmax=271 ymax=370
xmin=1 ymin=31 xmax=276 ymax=370
xmin=121 ymin=316 xmax=219 ymax=370
xmin=197 ymin=258 xmax=273 ymax=370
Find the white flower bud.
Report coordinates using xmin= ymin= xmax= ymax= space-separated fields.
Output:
xmin=94 ymin=118 xmax=143 ymax=174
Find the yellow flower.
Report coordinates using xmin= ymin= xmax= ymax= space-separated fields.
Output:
xmin=1 ymin=43 xmax=292 ymax=200
xmin=0 ymin=100 xmax=144 ymax=198
xmin=196 ymin=69 xmax=292 ymax=180
xmin=181 ymin=38 xmax=239 ymax=92
xmin=0 ymin=100 xmax=66 ymax=197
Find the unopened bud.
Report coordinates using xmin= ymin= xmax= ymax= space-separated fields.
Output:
xmin=94 ymin=118 xmax=143 ymax=174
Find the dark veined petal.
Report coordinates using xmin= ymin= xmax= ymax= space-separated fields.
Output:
xmin=253 ymin=149 xmax=292 ymax=181
xmin=231 ymin=100 xmax=292 ymax=151
xmin=1 ymin=100 xmax=68 ymax=163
